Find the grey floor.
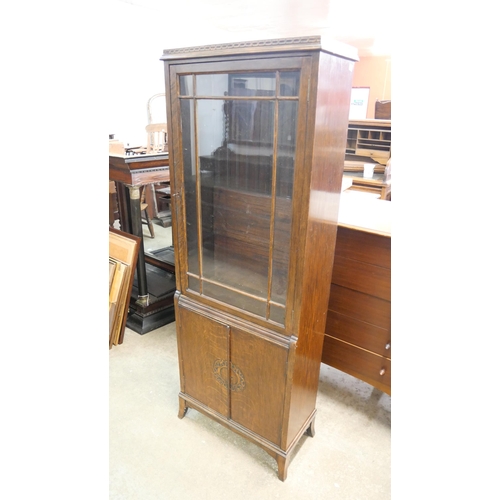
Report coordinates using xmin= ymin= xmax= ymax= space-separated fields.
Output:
xmin=109 ymin=322 xmax=391 ymax=499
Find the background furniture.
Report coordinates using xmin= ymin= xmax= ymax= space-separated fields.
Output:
xmin=146 ymin=123 xmax=168 ymax=154
xmin=109 ymin=228 xmax=141 ymax=347
xmin=322 ymin=195 xmax=391 ymax=394
xmin=343 ymin=161 xmax=391 ymax=200
xmin=162 ymin=36 xmax=357 ymax=481
xmin=375 ymin=99 xmax=391 ymax=119
xmin=140 ymin=186 xmax=155 ymax=238
xmin=345 ymin=118 xmax=391 ymax=165
xmin=109 ymin=153 xmax=176 ymax=334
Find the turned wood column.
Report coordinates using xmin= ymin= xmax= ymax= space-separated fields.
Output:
xmin=127 ymin=184 xmax=149 ymax=307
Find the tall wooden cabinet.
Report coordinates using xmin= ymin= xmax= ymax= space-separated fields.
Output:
xmin=161 ymin=36 xmax=357 ymax=481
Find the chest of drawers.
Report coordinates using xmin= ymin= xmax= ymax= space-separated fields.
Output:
xmin=322 ymin=225 xmax=391 ymax=394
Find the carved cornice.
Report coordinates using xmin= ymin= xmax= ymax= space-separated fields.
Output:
xmin=161 ymin=35 xmax=358 ymax=62
xmin=162 ymin=36 xmax=321 ymax=56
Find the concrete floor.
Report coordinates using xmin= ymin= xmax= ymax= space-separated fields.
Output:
xmin=109 ymin=322 xmax=391 ymax=499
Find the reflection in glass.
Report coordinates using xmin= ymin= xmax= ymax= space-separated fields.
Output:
xmin=179 ymin=75 xmax=193 ymax=96
xmin=279 ymin=71 xmax=300 ymax=96
xmin=180 ymin=99 xmax=199 ymax=280
xmin=228 ymin=73 xmax=276 ymax=97
xmin=197 ymin=99 xmax=273 ymax=302
xmin=270 ymin=101 xmax=298 ymax=308
xmin=195 ymin=73 xmax=276 ymax=97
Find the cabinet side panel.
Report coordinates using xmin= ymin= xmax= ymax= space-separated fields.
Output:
xmin=286 ymin=52 xmax=355 ymax=447
xmin=177 ymin=303 xmax=230 ymax=417
xmin=229 ymin=328 xmax=288 ymax=446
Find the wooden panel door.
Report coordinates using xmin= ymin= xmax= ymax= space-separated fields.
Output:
xmin=229 ymin=328 xmax=289 ymax=446
xmin=177 ymin=305 xmax=230 ymax=418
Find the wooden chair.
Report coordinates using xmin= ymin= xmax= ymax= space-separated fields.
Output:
xmin=146 ymin=123 xmax=168 ymax=154
xmin=146 ymin=93 xmax=168 ymax=154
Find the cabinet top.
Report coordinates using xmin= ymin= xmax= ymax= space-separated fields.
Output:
xmin=161 ymin=35 xmax=358 ymax=63
xmin=338 ymin=192 xmax=391 ymax=237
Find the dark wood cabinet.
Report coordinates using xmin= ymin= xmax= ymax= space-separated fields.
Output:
xmin=161 ymin=36 xmax=357 ymax=480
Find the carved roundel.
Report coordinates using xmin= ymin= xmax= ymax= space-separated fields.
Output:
xmin=213 ymin=359 xmax=246 ymax=392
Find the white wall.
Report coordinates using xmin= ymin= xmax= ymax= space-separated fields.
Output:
xmin=105 ymin=0 xmax=391 ymax=146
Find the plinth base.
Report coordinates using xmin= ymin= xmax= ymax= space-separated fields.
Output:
xmin=126 ymin=262 xmax=176 ymax=334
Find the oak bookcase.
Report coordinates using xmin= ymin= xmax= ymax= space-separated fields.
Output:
xmin=161 ymin=36 xmax=357 ymax=480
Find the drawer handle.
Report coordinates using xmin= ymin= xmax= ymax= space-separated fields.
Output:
xmin=385 ymin=343 xmax=391 ymax=350
xmin=379 ymin=368 xmax=386 ymax=376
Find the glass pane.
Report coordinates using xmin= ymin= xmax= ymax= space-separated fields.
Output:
xmin=269 ymin=303 xmax=286 ymax=325
xmin=227 ymin=100 xmax=275 ymax=146
xmin=277 ymin=99 xmax=298 ymax=152
xmin=180 ymin=99 xmax=200 ymax=279
xmin=196 ymin=98 xmax=274 ymax=303
xmin=279 ymin=71 xmax=300 ymax=96
xmin=196 ymin=74 xmax=229 ymax=97
xmin=229 ymin=73 xmax=276 ymax=97
xmin=180 ymin=69 xmax=300 ymax=322
xmin=179 ymin=75 xmax=193 ymax=96
xmin=195 ymin=73 xmax=276 ymax=97
xmin=270 ymin=101 xmax=298 ymax=306
xmin=187 ymin=275 xmax=199 ymax=293
xmin=203 ymin=281 xmax=267 ymax=317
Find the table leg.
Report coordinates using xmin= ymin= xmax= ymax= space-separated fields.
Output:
xmin=127 ymin=184 xmax=149 ymax=307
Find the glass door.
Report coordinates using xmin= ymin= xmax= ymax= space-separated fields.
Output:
xmin=176 ymin=66 xmax=302 ymax=325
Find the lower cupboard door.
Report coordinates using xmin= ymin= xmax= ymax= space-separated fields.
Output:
xmin=229 ymin=327 xmax=288 ymax=446
xmin=177 ymin=305 xmax=230 ymax=418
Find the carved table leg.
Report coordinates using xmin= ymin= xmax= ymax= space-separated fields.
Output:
xmin=127 ymin=184 xmax=149 ymax=307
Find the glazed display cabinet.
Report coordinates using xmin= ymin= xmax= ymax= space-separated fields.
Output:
xmin=161 ymin=36 xmax=357 ymax=480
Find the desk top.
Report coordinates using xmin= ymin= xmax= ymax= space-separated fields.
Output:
xmin=109 ymin=153 xmax=170 ymax=186
xmin=338 ymin=190 xmax=391 ymax=237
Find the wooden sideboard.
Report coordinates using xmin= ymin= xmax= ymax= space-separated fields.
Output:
xmin=322 ymin=193 xmax=391 ymax=394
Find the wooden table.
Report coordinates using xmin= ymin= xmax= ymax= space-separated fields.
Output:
xmin=109 ymin=153 xmax=176 ymax=333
